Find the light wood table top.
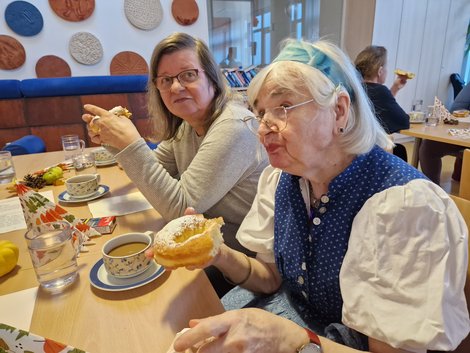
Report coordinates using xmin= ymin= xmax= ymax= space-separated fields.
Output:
xmin=0 ymin=150 xmax=224 ymax=353
xmin=399 ymin=120 xmax=470 ymax=167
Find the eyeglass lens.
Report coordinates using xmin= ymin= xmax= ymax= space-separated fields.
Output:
xmin=156 ymin=69 xmax=199 ymax=90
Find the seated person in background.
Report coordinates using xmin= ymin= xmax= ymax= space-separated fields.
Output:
xmin=419 ymin=82 xmax=470 ymax=184
xmin=169 ymin=39 xmax=469 ymax=353
xmin=354 ymin=45 xmax=410 ymax=161
xmin=82 ymin=32 xmax=268 ymax=297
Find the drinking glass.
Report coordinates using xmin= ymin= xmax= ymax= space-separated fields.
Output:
xmin=25 ymin=221 xmax=79 ymax=293
xmin=0 ymin=151 xmax=16 ymax=184
xmin=425 ymin=105 xmax=439 ymax=127
xmin=73 ymin=152 xmax=97 ymax=175
xmin=412 ymin=99 xmax=423 ymax=112
xmin=61 ymin=135 xmax=85 ymax=164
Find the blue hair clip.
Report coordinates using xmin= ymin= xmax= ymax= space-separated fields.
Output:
xmin=273 ymin=41 xmax=355 ymax=101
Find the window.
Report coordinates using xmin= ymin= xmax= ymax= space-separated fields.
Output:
xmin=208 ymin=0 xmax=320 ymax=68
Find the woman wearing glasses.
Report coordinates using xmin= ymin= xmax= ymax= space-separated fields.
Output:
xmin=82 ymin=32 xmax=268 ymax=296
xmin=171 ymin=39 xmax=469 ymax=353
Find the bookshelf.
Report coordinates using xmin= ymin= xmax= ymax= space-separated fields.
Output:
xmin=222 ymin=66 xmax=259 ymax=89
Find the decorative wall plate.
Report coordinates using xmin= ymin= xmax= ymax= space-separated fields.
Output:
xmin=36 ymin=55 xmax=71 ymax=78
xmin=69 ymin=32 xmax=103 ymax=65
xmin=49 ymin=0 xmax=95 ymax=22
xmin=0 ymin=35 xmax=26 ymax=70
xmin=124 ymin=0 xmax=163 ymax=30
xmin=110 ymin=51 xmax=149 ymax=75
xmin=5 ymin=1 xmax=44 ymax=36
xmin=171 ymin=0 xmax=199 ymax=26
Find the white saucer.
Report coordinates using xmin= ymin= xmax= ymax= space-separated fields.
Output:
xmin=96 ymin=159 xmax=117 ymax=167
xmin=89 ymin=258 xmax=165 ymax=291
xmin=58 ymin=185 xmax=110 ymax=203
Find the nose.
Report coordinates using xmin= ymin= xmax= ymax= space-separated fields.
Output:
xmin=257 ymin=119 xmax=272 ymax=136
xmin=170 ymin=77 xmax=184 ymax=92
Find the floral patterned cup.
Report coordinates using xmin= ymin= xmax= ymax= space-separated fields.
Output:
xmin=102 ymin=231 xmax=154 ymax=278
xmin=65 ymin=174 xmax=100 ymax=198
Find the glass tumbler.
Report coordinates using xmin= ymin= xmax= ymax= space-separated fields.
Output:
xmin=0 ymin=151 xmax=16 ymax=184
xmin=425 ymin=105 xmax=439 ymax=127
xmin=25 ymin=221 xmax=79 ymax=293
xmin=61 ymin=135 xmax=85 ymax=164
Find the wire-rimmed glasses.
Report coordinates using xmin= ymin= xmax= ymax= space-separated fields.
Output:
xmin=242 ymin=99 xmax=315 ymax=133
xmin=154 ymin=69 xmax=203 ymax=91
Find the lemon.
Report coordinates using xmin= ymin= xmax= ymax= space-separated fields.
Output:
xmin=0 ymin=240 xmax=19 ymax=277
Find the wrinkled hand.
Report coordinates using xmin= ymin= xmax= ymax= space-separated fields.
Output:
xmin=174 ymin=308 xmax=308 ymax=353
xmin=82 ymin=104 xmax=141 ymax=150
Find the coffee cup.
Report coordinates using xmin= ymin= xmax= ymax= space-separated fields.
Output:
xmin=102 ymin=231 xmax=154 ymax=278
xmin=65 ymin=174 xmax=100 ymax=198
xmin=92 ymin=147 xmax=115 ymax=162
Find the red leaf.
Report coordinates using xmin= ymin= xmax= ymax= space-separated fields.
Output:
xmin=44 ymin=338 xmax=66 ymax=353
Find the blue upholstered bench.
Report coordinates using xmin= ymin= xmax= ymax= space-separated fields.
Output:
xmin=0 ymin=80 xmax=22 ymax=99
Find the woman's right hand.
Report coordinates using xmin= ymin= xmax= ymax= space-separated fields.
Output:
xmin=82 ymin=104 xmax=141 ymax=150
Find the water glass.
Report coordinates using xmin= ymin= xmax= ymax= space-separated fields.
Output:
xmin=412 ymin=99 xmax=423 ymax=112
xmin=0 ymin=151 xmax=16 ymax=184
xmin=73 ymin=152 xmax=97 ymax=175
xmin=425 ymin=105 xmax=439 ymax=127
xmin=61 ymin=135 xmax=85 ymax=163
xmin=25 ymin=221 xmax=79 ymax=293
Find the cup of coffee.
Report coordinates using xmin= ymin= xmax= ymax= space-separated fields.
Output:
xmin=65 ymin=174 xmax=100 ymax=198
xmin=102 ymin=231 xmax=154 ymax=278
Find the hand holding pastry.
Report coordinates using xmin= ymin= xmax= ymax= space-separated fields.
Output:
xmin=82 ymin=104 xmax=140 ymax=150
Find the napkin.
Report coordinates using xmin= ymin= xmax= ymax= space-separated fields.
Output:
xmin=448 ymin=128 xmax=470 ymax=138
xmin=88 ymin=191 xmax=153 ymax=217
xmin=15 ymin=183 xmax=100 ymax=252
xmin=0 ymin=286 xmax=38 ymax=330
xmin=433 ymin=97 xmax=454 ymax=121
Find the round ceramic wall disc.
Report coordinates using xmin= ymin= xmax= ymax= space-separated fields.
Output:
xmin=36 ymin=55 xmax=71 ymax=78
xmin=0 ymin=35 xmax=26 ymax=70
xmin=49 ymin=0 xmax=95 ymax=22
xmin=69 ymin=32 xmax=103 ymax=65
xmin=5 ymin=1 xmax=44 ymax=36
xmin=110 ymin=51 xmax=149 ymax=75
xmin=124 ymin=0 xmax=163 ymax=30
xmin=171 ymin=0 xmax=199 ymax=26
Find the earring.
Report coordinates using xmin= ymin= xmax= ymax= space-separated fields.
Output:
xmin=339 ymin=127 xmax=344 ymax=134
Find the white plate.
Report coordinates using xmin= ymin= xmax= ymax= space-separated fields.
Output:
xmin=58 ymin=185 xmax=110 ymax=203
xmin=96 ymin=159 xmax=117 ymax=166
xmin=89 ymin=258 xmax=165 ymax=291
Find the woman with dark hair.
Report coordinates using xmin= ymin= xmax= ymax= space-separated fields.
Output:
xmin=82 ymin=32 xmax=268 ymax=295
xmin=354 ymin=45 xmax=410 ymax=161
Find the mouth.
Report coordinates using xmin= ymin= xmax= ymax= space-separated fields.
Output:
xmin=264 ymin=143 xmax=282 ymax=154
xmin=173 ymin=97 xmax=191 ymax=104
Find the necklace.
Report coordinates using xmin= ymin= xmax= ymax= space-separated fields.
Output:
xmin=308 ymin=182 xmax=329 ymax=226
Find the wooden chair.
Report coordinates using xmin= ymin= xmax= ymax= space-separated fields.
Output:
xmin=460 ymin=149 xmax=470 ymax=201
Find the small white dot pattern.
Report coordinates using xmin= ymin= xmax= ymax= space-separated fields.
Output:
xmin=273 ymin=146 xmax=425 ymax=325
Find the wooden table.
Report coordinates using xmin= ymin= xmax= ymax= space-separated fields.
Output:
xmin=0 ymin=150 xmax=224 ymax=353
xmin=400 ymin=120 xmax=470 ymax=168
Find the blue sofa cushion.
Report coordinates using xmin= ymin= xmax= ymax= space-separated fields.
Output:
xmin=20 ymin=75 xmax=148 ymax=98
xmin=3 ymin=135 xmax=46 ymax=155
xmin=0 ymin=80 xmax=22 ymax=99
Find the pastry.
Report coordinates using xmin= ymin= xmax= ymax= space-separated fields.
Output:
xmin=153 ymin=215 xmax=224 ymax=268
xmin=394 ymin=69 xmax=415 ymax=79
xmin=90 ymin=106 xmax=132 ymax=133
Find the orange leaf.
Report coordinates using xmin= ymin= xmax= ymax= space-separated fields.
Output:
xmin=43 ymin=338 xmax=66 ymax=353
xmin=54 ymin=205 xmax=67 ymax=215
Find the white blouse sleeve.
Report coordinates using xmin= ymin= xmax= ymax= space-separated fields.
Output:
xmin=340 ymin=179 xmax=470 ymax=352
xmin=236 ymin=166 xmax=281 ymax=263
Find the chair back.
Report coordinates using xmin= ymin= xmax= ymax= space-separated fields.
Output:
xmin=2 ymin=135 xmax=46 ymax=156
xmin=460 ymin=149 xmax=470 ymax=201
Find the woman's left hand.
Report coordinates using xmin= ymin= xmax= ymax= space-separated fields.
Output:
xmin=174 ymin=308 xmax=309 ymax=353
xmin=82 ymin=104 xmax=141 ymax=150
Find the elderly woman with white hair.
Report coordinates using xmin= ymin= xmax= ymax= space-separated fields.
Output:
xmin=169 ymin=39 xmax=469 ymax=353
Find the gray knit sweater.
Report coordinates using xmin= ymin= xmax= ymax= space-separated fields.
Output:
xmin=115 ymin=102 xmax=268 ymax=249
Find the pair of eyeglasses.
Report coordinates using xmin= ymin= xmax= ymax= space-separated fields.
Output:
xmin=154 ymin=69 xmax=203 ymax=91
xmin=242 ymin=99 xmax=315 ymax=133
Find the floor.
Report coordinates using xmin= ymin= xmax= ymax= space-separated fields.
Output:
xmin=403 ymin=141 xmax=460 ymax=196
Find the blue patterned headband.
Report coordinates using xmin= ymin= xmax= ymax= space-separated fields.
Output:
xmin=273 ymin=40 xmax=355 ymax=101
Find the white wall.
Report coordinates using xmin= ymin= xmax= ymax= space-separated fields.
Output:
xmin=0 ymin=0 xmax=209 ymax=79
xmin=372 ymin=0 xmax=469 ymax=111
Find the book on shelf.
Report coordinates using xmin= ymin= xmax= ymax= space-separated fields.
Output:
xmin=221 ymin=66 xmax=259 ymax=89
